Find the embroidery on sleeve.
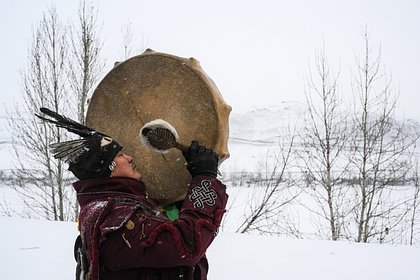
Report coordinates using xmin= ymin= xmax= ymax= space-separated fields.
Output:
xmin=189 ymin=180 xmax=217 ymax=209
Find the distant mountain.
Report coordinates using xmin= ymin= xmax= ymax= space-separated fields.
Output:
xmin=221 ymin=102 xmax=306 ymax=172
xmin=222 ymin=101 xmax=420 ymax=172
xmin=229 ymin=101 xmax=305 ymax=146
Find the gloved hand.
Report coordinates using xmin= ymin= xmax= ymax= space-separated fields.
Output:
xmin=182 ymin=140 xmax=219 ymax=178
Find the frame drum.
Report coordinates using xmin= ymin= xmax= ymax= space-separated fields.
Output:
xmin=86 ymin=49 xmax=231 ymax=205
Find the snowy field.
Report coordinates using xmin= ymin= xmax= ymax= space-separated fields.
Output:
xmin=1 ymin=177 xmax=420 ymax=280
xmin=1 ymin=216 xmax=420 ymax=280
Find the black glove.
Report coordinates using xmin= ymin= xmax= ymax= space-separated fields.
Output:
xmin=182 ymin=140 xmax=219 ymax=178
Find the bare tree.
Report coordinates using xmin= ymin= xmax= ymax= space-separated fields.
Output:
xmin=7 ymin=6 xmax=73 ymax=221
xmin=121 ymin=20 xmax=134 ymax=60
xmin=68 ymin=0 xmax=105 ymax=124
xmin=236 ymin=128 xmax=301 ymax=237
xmin=348 ymin=28 xmax=417 ymax=243
xmin=120 ymin=19 xmax=147 ymax=60
xmin=298 ymin=44 xmax=351 ymax=240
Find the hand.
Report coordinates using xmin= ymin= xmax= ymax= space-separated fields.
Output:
xmin=182 ymin=140 xmax=219 ymax=178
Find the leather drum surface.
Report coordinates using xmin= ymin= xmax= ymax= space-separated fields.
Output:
xmin=86 ymin=49 xmax=231 ymax=205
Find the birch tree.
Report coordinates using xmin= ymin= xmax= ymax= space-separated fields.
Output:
xmin=236 ymin=128 xmax=301 ymax=237
xmin=7 ymin=6 xmax=72 ymax=221
xmin=68 ymin=0 xmax=105 ymax=125
xmin=298 ymin=44 xmax=351 ymax=240
xmin=348 ymin=29 xmax=417 ymax=243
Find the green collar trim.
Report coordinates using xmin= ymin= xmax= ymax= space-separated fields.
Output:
xmin=162 ymin=204 xmax=180 ymax=221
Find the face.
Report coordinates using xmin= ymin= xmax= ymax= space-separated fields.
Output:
xmin=110 ymin=152 xmax=142 ymax=180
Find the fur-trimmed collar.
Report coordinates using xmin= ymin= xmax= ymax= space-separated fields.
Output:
xmin=73 ymin=177 xmax=148 ymax=207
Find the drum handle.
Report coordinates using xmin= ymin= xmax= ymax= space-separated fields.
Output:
xmin=173 ymin=142 xmax=189 ymax=153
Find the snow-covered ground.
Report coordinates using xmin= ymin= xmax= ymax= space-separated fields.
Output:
xmin=1 ymin=216 xmax=420 ymax=280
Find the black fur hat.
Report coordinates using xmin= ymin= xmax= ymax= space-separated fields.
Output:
xmin=36 ymin=108 xmax=123 ymax=180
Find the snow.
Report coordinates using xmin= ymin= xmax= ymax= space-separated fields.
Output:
xmin=0 ymin=217 xmax=77 ymax=280
xmin=1 ymin=216 xmax=420 ymax=280
xmin=208 ymin=232 xmax=420 ymax=280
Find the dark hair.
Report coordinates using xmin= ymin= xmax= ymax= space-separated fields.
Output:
xmin=68 ymin=138 xmax=123 ymax=179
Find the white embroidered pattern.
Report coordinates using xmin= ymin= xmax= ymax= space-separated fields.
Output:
xmin=189 ymin=180 xmax=217 ymax=209
xmin=109 ymin=160 xmax=116 ymax=171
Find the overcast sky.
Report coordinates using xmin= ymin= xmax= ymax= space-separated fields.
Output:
xmin=1 ymin=0 xmax=419 ymax=119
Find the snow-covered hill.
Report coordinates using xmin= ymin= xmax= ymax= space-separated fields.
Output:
xmin=1 ymin=216 xmax=419 ymax=280
xmin=229 ymin=101 xmax=305 ymax=144
xmin=221 ymin=102 xmax=306 ymax=172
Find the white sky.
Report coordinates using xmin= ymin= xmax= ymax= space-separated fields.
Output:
xmin=1 ymin=0 xmax=420 ymax=119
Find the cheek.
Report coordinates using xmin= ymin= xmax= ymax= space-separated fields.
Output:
xmin=111 ymin=163 xmax=129 ymax=177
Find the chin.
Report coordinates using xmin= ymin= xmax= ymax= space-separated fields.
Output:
xmin=133 ymin=173 xmax=142 ymax=181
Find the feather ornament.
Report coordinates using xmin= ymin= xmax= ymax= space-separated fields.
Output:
xmin=35 ymin=107 xmax=108 ymax=138
xmin=36 ymin=108 xmax=106 ymax=162
xmin=36 ymin=107 xmax=123 ymax=179
xmin=50 ymin=139 xmax=91 ymax=163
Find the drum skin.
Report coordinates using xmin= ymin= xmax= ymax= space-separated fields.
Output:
xmin=86 ymin=49 xmax=231 ymax=205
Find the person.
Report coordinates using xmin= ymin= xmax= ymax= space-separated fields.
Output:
xmin=36 ymin=107 xmax=228 ymax=280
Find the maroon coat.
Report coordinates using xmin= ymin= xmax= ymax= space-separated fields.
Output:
xmin=74 ymin=175 xmax=228 ymax=280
